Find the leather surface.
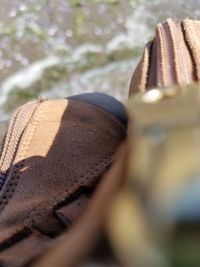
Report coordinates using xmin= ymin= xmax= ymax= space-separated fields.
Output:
xmin=0 ymin=99 xmax=126 ymax=267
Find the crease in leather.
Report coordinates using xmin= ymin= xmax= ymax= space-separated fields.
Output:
xmin=0 ymin=228 xmax=32 ymax=252
xmin=0 ymin=231 xmax=51 ymax=267
xmin=55 ymin=194 xmax=90 ymax=227
xmin=25 ymin=150 xmax=114 ymax=232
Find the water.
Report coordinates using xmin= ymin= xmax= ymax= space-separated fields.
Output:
xmin=1 ymin=0 xmax=200 ymax=139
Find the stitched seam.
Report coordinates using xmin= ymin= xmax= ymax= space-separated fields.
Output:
xmin=54 ymin=186 xmax=92 ymax=211
xmin=0 ymin=102 xmax=49 ymax=212
xmin=181 ymin=21 xmax=198 ymax=82
xmin=26 ymin=153 xmax=114 ymax=227
xmin=0 ymin=102 xmax=40 ymax=193
xmin=54 ymin=154 xmax=114 ymax=207
xmin=183 ymin=20 xmax=200 ymax=80
xmin=69 ymin=99 xmax=127 ymax=130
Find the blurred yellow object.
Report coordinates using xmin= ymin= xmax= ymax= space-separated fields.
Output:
xmin=107 ymin=84 xmax=200 ymax=267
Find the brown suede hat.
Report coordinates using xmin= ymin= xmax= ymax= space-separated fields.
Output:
xmin=0 ymin=97 xmax=126 ymax=267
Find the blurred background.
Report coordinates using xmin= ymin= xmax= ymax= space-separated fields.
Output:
xmin=1 ymin=0 xmax=200 ymax=140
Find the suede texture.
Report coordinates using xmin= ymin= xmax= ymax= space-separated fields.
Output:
xmin=0 ymin=98 xmax=126 ymax=267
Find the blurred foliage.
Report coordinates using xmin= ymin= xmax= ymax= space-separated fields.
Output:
xmin=69 ymin=0 xmax=121 ymax=7
xmin=5 ymin=89 xmax=38 ymax=112
xmin=0 ymin=0 xmax=142 ymax=116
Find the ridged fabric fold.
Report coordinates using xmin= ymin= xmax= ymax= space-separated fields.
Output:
xmin=130 ymin=18 xmax=200 ymax=94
